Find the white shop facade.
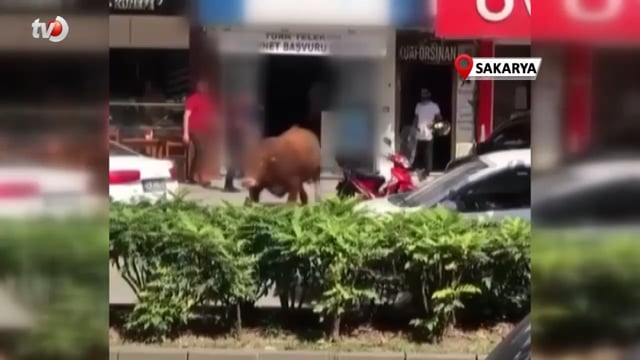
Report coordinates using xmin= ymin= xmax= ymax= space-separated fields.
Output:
xmin=196 ymin=0 xmax=474 ymax=172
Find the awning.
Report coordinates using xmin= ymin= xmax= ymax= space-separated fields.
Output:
xmin=435 ymin=0 xmax=640 ymax=43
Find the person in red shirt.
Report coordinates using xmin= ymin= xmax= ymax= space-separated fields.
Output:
xmin=183 ymin=79 xmax=219 ymax=185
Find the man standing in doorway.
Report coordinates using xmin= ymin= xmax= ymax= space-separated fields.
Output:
xmin=412 ymin=88 xmax=440 ymax=180
xmin=184 ymin=79 xmax=219 ymax=186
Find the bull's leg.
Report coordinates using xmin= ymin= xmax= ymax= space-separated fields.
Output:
xmin=286 ymin=188 xmax=298 ymax=204
xmin=248 ymin=186 xmax=262 ymax=203
xmin=313 ymin=180 xmax=321 ymax=202
xmin=299 ymin=184 xmax=309 ymax=205
xmin=285 ymin=179 xmax=301 ymax=204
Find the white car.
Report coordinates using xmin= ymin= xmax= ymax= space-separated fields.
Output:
xmin=356 ymin=149 xmax=531 ymax=221
xmin=109 ymin=141 xmax=178 ymax=203
xmin=0 ymin=162 xmax=100 ymax=218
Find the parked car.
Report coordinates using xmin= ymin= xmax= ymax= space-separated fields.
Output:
xmin=355 ymin=149 xmax=531 ymax=221
xmin=533 ymin=153 xmax=640 ymax=227
xmin=0 ymin=161 xmax=99 ymax=218
xmin=109 ymin=141 xmax=178 ymax=203
xmin=446 ymin=111 xmax=530 ymax=171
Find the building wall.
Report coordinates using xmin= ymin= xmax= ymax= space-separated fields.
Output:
xmin=196 ymin=0 xmax=428 ymax=28
xmin=377 ymin=30 xmax=397 ymax=163
xmin=109 ymin=15 xmax=189 ymax=48
xmin=194 ymin=0 xmax=429 ymax=171
xmin=493 ymin=44 xmax=531 ymax=128
xmin=476 ymin=41 xmax=532 ymax=141
xmin=564 ymin=46 xmax=592 ymax=155
xmin=532 ymin=46 xmax=565 ymax=170
xmin=204 ymin=25 xmax=395 ymax=171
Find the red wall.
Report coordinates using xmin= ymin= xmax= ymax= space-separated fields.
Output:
xmin=564 ymin=46 xmax=592 ymax=154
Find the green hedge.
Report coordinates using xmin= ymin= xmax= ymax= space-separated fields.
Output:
xmin=0 ymin=218 xmax=108 ymax=360
xmin=532 ymin=231 xmax=640 ymax=348
xmin=109 ymin=197 xmax=530 ymax=342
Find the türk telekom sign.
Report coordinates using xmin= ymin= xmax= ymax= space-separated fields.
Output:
xmin=435 ymin=0 xmax=640 ymax=42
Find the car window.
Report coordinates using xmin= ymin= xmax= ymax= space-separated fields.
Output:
xmin=491 ymin=121 xmax=530 ymax=147
xmin=109 ymin=142 xmax=141 ymax=156
xmin=453 ymin=166 xmax=531 ymax=212
xmin=394 ymin=160 xmax=488 ymax=207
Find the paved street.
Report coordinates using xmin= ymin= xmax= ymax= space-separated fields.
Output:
xmin=181 ymin=177 xmax=342 ymax=205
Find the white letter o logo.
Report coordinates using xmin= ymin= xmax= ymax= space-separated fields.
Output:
xmin=564 ymin=0 xmax=623 ymax=21
xmin=476 ymin=0 xmax=514 ymax=22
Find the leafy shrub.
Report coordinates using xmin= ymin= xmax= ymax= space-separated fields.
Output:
xmin=0 ymin=218 xmax=108 ymax=360
xmin=110 ymin=198 xmax=530 ymax=343
xmin=532 ymin=231 xmax=640 ymax=348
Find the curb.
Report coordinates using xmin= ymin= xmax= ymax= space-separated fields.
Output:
xmin=109 ymin=348 xmax=485 ymax=360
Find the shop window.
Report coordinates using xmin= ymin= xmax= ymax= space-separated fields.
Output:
xmin=592 ymin=50 xmax=640 ymax=152
xmin=493 ymin=45 xmax=531 ymax=130
xmin=109 ymin=49 xmax=189 ymax=127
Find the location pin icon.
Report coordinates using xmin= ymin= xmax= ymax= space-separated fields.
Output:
xmin=455 ymin=54 xmax=473 ymax=80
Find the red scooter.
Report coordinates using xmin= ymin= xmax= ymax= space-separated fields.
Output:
xmin=335 ymin=153 xmax=415 ymax=199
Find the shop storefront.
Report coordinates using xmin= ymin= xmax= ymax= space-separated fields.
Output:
xmin=109 ymin=0 xmax=191 ymax=131
xmin=195 ymin=0 xmax=427 ymax=172
xmin=434 ymin=0 xmax=640 ymax=166
xmin=434 ymin=0 xmax=533 ymax=142
xmin=395 ymin=32 xmax=476 ymax=169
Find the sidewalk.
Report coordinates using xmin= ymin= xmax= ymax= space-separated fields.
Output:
xmin=109 ymin=347 xmax=485 ymax=360
xmin=179 ymin=172 xmax=442 ymax=206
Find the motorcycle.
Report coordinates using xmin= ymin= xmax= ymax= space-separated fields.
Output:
xmin=335 ymin=147 xmax=415 ymax=199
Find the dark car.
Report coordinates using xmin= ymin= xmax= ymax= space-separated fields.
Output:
xmin=532 ymin=154 xmax=640 ymax=227
xmin=446 ymin=112 xmax=530 ymax=171
xmin=484 ymin=315 xmax=530 ymax=360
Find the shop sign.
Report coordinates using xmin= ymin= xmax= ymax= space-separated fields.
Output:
xmin=397 ymin=43 xmax=458 ymax=64
xmin=261 ymin=33 xmax=333 ymax=56
xmin=396 ymin=32 xmax=459 ymax=64
xmin=109 ymin=0 xmax=186 ymax=15
xmin=435 ymin=0 xmax=640 ymax=42
xmin=216 ymin=30 xmax=387 ymax=58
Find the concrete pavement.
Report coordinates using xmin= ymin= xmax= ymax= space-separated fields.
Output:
xmin=109 ymin=348 xmax=484 ymax=360
xmin=181 ymin=178 xmax=341 ymax=205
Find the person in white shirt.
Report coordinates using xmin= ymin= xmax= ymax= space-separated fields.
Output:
xmin=412 ymin=88 xmax=441 ymax=180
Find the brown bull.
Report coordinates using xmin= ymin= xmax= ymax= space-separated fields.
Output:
xmin=241 ymin=125 xmax=321 ymax=205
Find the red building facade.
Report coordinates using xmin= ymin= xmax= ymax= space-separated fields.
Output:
xmin=432 ymin=0 xmax=640 ymax=154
